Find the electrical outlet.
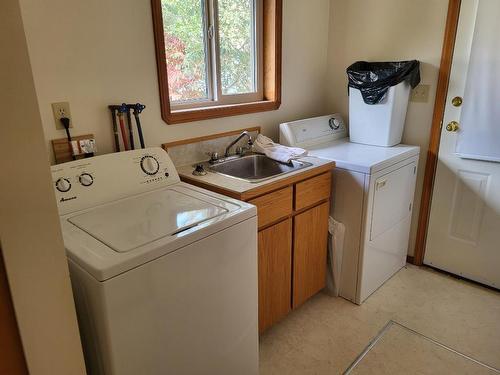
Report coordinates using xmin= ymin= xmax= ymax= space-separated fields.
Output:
xmin=410 ymin=84 xmax=430 ymax=103
xmin=52 ymin=102 xmax=73 ymax=129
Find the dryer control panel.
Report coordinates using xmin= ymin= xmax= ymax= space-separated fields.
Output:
xmin=279 ymin=113 xmax=347 ymax=148
xmin=51 ymin=147 xmax=180 ymax=215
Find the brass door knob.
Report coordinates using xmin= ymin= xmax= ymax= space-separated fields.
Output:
xmin=452 ymin=96 xmax=463 ymax=107
xmin=446 ymin=121 xmax=460 ymax=132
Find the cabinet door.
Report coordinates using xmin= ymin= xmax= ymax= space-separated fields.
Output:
xmin=293 ymin=202 xmax=329 ymax=308
xmin=258 ymin=219 xmax=292 ymax=333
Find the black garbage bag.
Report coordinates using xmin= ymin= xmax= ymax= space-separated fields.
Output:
xmin=347 ymin=60 xmax=420 ymax=104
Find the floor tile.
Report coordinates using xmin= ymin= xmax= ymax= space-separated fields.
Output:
xmin=259 ymin=265 xmax=500 ymax=374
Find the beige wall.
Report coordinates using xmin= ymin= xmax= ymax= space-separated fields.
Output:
xmin=20 ymin=0 xmax=331 ymax=164
xmin=325 ymin=0 xmax=449 ymax=256
xmin=0 ymin=0 xmax=86 ymax=374
xmin=17 ymin=0 xmax=450 ymax=261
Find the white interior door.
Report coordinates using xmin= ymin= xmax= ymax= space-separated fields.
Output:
xmin=424 ymin=0 xmax=500 ymax=289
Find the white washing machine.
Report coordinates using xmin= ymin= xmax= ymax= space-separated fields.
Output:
xmin=51 ymin=148 xmax=258 ymax=375
xmin=280 ymin=115 xmax=419 ymax=304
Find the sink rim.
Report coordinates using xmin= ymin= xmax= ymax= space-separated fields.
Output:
xmin=201 ymin=153 xmax=312 ymax=183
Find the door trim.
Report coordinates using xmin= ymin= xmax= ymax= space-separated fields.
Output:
xmin=0 ymin=247 xmax=29 ymax=375
xmin=413 ymin=0 xmax=462 ymax=265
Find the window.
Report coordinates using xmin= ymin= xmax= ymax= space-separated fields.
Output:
xmin=152 ymin=0 xmax=282 ymax=124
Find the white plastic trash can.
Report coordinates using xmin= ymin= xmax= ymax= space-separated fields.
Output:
xmin=349 ymin=81 xmax=411 ymax=147
xmin=325 ymin=217 xmax=345 ymax=297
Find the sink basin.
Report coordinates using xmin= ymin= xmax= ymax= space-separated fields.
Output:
xmin=207 ymin=154 xmax=312 ymax=183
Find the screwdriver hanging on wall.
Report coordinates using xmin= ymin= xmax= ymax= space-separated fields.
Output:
xmin=108 ymin=103 xmax=146 ymax=151
xmin=126 ymin=105 xmax=135 ymax=150
xmin=110 ymin=107 xmax=120 ymax=152
xmin=133 ymin=103 xmax=146 ymax=149
xmin=117 ymin=104 xmax=130 ymax=151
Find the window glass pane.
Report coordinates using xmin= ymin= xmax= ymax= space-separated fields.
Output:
xmin=218 ymin=0 xmax=256 ymax=95
xmin=162 ymin=0 xmax=209 ymax=102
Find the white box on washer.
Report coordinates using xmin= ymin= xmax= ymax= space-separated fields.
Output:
xmin=349 ymin=81 xmax=411 ymax=147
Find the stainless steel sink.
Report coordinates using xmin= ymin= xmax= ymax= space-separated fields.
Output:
xmin=206 ymin=154 xmax=312 ymax=183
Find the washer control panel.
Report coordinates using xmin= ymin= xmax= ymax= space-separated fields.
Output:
xmin=51 ymin=147 xmax=180 ymax=215
xmin=279 ymin=113 xmax=346 ymax=148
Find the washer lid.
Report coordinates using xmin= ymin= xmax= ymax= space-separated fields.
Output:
xmin=69 ymin=189 xmax=228 ymax=253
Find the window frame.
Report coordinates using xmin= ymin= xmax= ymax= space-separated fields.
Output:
xmin=172 ymin=0 xmax=263 ymax=110
xmin=151 ymin=0 xmax=282 ymax=124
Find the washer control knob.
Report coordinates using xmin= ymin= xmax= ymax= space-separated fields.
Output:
xmin=140 ymin=155 xmax=160 ymax=175
xmin=56 ymin=178 xmax=71 ymax=192
xmin=79 ymin=173 xmax=94 ymax=187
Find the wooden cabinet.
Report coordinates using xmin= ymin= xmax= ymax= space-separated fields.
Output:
xmin=258 ymin=219 xmax=292 ymax=333
xmin=180 ymin=165 xmax=334 ymax=333
xmin=255 ymin=173 xmax=332 ymax=332
xmin=293 ymin=202 xmax=329 ymax=308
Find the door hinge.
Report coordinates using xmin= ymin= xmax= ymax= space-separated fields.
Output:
xmin=439 ymin=120 xmax=443 ymax=130
xmin=413 ymin=166 xmax=416 ymax=174
xmin=208 ymin=24 xmax=214 ymax=39
xmin=409 ymin=202 xmax=412 ymax=211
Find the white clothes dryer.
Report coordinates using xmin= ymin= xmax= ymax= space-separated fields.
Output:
xmin=280 ymin=115 xmax=419 ymax=304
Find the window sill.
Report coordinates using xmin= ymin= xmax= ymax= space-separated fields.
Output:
xmin=164 ymin=99 xmax=281 ymax=124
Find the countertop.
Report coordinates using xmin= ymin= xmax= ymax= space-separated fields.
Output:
xmin=177 ymin=156 xmax=335 ymax=200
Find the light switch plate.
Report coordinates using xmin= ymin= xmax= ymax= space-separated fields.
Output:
xmin=410 ymin=84 xmax=430 ymax=103
xmin=52 ymin=102 xmax=73 ymax=129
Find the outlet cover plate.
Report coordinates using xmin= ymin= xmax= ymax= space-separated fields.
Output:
xmin=52 ymin=102 xmax=73 ymax=129
xmin=410 ymin=84 xmax=430 ymax=103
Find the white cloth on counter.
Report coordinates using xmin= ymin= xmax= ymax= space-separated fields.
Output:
xmin=252 ymin=134 xmax=308 ymax=163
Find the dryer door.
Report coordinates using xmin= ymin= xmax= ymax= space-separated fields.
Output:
xmin=370 ymin=162 xmax=417 ymax=241
xmin=358 ymin=159 xmax=418 ymax=303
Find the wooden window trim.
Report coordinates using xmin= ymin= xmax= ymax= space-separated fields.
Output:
xmin=151 ymin=0 xmax=282 ymax=125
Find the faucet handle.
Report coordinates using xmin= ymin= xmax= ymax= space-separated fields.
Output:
xmin=193 ymin=164 xmax=207 ymax=176
xmin=206 ymin=152 xmax=220 ymax=163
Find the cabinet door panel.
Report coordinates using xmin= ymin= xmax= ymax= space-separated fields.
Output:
xmin=293 ymin=202 xmax=329 ymax=308
xmin=258 ymin=219 xmax=292 ymax=333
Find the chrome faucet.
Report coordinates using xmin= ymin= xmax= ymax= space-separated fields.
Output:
xmin=224 ymin=131 xmax=253 ymax=157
